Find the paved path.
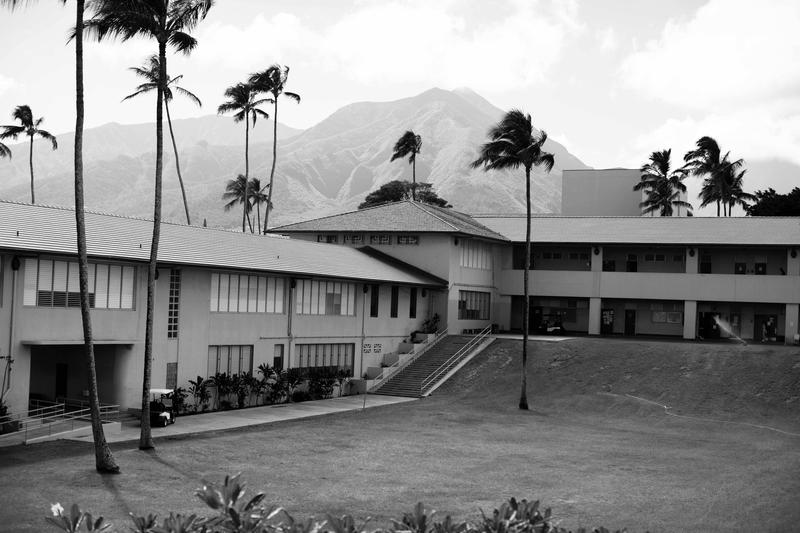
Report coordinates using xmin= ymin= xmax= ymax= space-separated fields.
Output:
xmin=68 ymin=394 xmax=416 ymax=445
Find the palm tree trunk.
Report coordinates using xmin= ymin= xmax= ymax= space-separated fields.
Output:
xmin=140 ymin=39 xmax=168 ymax=451
xmin=243 ymin=113 xmax=249 ymax=233
xmin=411 ymin=157 xmax=416 ymax=201
xmin=28 ymin=135 xmax=34 ymax=204
xmin=74 ymin=0 xmax=119 ymax=473
xmin=520 ymin=166 xmax=531 ymax=411
xmin=165 ymin=100 xmax=191 ymax=225
xmin=716 ymin=200 xmax=720 ymax=217
xmin=255 ymin=200 xmax=261 ymax=235
xmin=264 ymin=99 xmax=278 ymax=233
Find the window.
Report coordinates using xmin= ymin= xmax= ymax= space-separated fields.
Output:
xmin=296 ymin=343 xmax=354 ymax=373
xmin=210 ymin=272 xmax=284 ymax=313
xmin=409 ymin=287 xmax=417 ymax=319
xmin=755 ymin=262 xmax=766 ymax=275
xmin=370 ymin=234 xmax=391 ymax=245
xmin=644 ymin=253 xmax=655 ymax=262
xmin=655 ymin=254 xmax=665 ymax=262
xmin=552 ymin=252 xmax=562 ymax=260
xmin=370 ymin=284 xmax=379 ymax=317
xmin=735 ymin=262 xmax=746 ymax=275
xmin=344 ymin=234 xmax=364 ymax=245
xmin=23 ymin=258 xmax=135 ymax=309
xmin=317 ymin=234 xmax=338 ymax=243
xmin=458 ymin=290 xmax=490 ymax=320
xmin=602 ymin=259 xmax=616 ymax=272
xmin=207 ymin=345 xmax=253 ymax=377
xmin=167 ymin=269 xmax=181 ymax=338
xmin=580 ymin=253 xmax=590 ymax=261
xmin=166 ymin=362 xmax=178 ymax=390
xmin=568 ymin=252 xmax=579 ymax=260
xmin=542 ymin=252 xmax=552 ymax=259
xmin=390 ymin=285 xmax=399 ymax=318
xmin=398 ymin=235 xmax=419 ymax=245
xmin=460 ymin=240 xmax=492 ymax=269
xmin=273 ymin=344 xmax=284 ymax=371
xmin=295 ymin=279 xmax=356 ymax=316
xmin=673 ymin=254 xmax=684 ymax=262
xmin=626 ymin=254 xmax=638 ymax=272
xmin=700 ymin=254 xmax=712 ymax=274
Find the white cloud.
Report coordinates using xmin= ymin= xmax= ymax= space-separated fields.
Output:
xmin=620 ymin=0 xmax=800 ymax=109
xmin=597 ymin=27 xmax=617 ymax=52
xmin=0 ymin=74 xmax=16 ymax=96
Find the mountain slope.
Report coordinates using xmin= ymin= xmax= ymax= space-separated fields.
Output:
xmin=0 ymin=89 xmax=589 ymax=227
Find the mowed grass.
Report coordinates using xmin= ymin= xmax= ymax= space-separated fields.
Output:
xmin=1 ymin=337 xmax=799 ymax=533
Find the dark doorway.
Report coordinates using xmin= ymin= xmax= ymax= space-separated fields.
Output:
xmin=754 ymin=314 xmax=778 ymax=342
xmin=699 ymin=312 xmax=721 ymax=339
xmin=531 ymin=306 xmax=542 ymax=332
xmin=624 ymin=310 xmax=636 ymax=336
xmin=601 ymin=308 xmax=615 ymax=334
xmin=55 ymin=363 xmax=68 ymax=399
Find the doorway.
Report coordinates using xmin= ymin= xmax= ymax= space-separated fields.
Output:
xmin=55 ymin=363 xmax=68 ymax=399
xmin=699 ymin=312 xmax=721 ymax=339
xmin=601 ymin=308 xmax=615 ymax=334
xmin=624 ymin=310 xmax=636 ymax=336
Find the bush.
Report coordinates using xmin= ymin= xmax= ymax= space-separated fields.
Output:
xmin=44 ymin=474 xmax=630 ymax=533
xmin=291 ymin=389 xmax=312 ymax=403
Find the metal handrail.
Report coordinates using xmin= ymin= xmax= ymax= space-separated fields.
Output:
xmin=368 ymin=328 xmax=448 ymax=392
xmin=420 ymin=324 xmax=492 ymax=395
xmin=0 ymin=403 xmax=119 ymax=443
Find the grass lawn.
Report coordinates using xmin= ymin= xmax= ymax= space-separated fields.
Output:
xmin=1 ymin=337 xmax=799 ymax=532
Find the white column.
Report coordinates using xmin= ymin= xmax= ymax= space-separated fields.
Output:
xmin=684 ymin=300 xmax=697 ymax=339
xmin=588 ymin=297 xmax=601 ymax=335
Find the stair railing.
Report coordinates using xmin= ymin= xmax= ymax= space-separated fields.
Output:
xmin=420 ymin=324 xmax=493 ymax=396
xmin=368 ymin=328 xmax=448 ymax=392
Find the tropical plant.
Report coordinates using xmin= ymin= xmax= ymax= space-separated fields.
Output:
xmin=166 ymin=386 xmax=188 ymax=414
xmin=683 ymin=136 xmax=745 ymax=217
xmin=283 ymin=368 xmax=305 ymax=403
xmin=248 ymin=64 xmax=300 ymax=233
xmin=210 ymin=372 xmax=233 ymax=410
xmin=335 ymin=368 xmax=353 ymax=397
xmin=0 ymin=105 xmax=58 ymax=204
xmin=248 ymin=177 xmax=270 ymax=235
xmin=633 ymin=149 xmax=693 ymax=216
xmin=84 ymin=0 xmax=214 ymax=450
xmin=358 ymin=180 xmax=450 ymax=209
xmin=390 ymin=131 xmax=423 ymax=200
xmin=222 ymin=174 xmax=255 ymax=232
xmin=718 ymin=164 xmax=756 ymax=216
xmin=123 ymin=54 xmax=201 ymax=225
xmin=0 ymin=141 xmax=10 ymax=159
xmin=3 ymin=0 xmax=119 ymax=473
xmin=217 ymin=82 xmax=269 ymax=232
xmin=187 ymin=375 xmax=210 ymax=411
xmin=745 ymin=187 xmax=800 ymax=216
xmin=471 ymin=110 xmax=554 ymax=410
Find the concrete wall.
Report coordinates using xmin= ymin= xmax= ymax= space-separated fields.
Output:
xmin=562 ymin=169 xmax=642 ymax=216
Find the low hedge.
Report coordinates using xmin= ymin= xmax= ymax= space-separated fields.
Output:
xmin=45 ymin=474 xmax=633 ymax=533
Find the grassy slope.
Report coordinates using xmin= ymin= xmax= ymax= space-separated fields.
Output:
xmin=0 ymin=338 xmax=798 ymax=533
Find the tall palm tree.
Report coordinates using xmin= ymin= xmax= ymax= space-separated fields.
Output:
xmin=85 ymin=0 xmax=213 ymax=451
xmin=633 ymin=149 xmax=693 ymax=216
xmin=1 ymin=105 xmax=58 ymax=204
xmin=471 ymin=110 xmax=554 ymax=411
xmin=248 ymin=64 xmax=300 ymax=232
xmin=683 ymin=136 xmax=744 ymax=217
xmin=0 ymin=141 xmax=10 ymax=159
xmin=222 ymin=174 xmax=255 ymax=232
xmin=390 ymin=131 xmax=423 ymax=201
xmin=123 ymin=54 xmax=201 ymax=225
xmin=2 ymin=0 xmax=119 ymax=472
xmin=217 ymin=82 xmax=269 ymax=232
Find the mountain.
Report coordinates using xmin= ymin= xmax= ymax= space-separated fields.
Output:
xmin=0 ymin=89 xmax=589 ymax=228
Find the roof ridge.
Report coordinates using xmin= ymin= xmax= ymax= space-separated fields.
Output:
xmin=0 ymin=198 xmax=290 ymax=239
xmin=409 ymin=201 xmax=461 ymax=232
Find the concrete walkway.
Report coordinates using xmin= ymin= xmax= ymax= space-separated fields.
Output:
xmin=68 ymin=394 xmax=416 ymax=445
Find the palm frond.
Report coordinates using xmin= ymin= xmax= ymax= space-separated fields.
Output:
xmin=0 ymin=142 xmax=11 ymax=159
xmin=0 ymin=125 xmax=25 ymax=140
xmin=174 ymin=86 xmax=202 ymax=107
xmin=37 ymin=130 xmax=58 ymax=150
xmin=168 ymin=30 xmax=197 ymax=55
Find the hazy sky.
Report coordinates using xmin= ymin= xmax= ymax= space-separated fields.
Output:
xmin=1 ymin=0 xmax=799 ymax=177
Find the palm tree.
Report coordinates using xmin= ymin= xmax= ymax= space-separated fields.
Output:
xmin=123 ymin=54 xmax=201 ymax=225
xmin=248 ymin=64 xmax=300 ymax=232
xmin=683 ymin=136 xmax=744 ymax=217
xmin=217 ymin=82 xmax=269 ymax=232
xmin=633 ymin=149 xmax=693 ymax=216
xmin=471 ymin=110 xmax=554 ymax=411
xmin=2 ymin=0 xmax=119 ymax=473
xmin=249 ymin=177 xmax=270 ymax=235
xmin=0 ymin=141 xmax=10 ymax=159
xmin=1 ymin=105 xmax=58 ymax=204
xmin=720 ymin=165 xmax=756 ymax=216
xmin=84 ymin=0 xmax=213 ymax=451
xmin=222 ymin=174 xmax=255 ymax=232
xmin=390 ymin=131 xmax=423 ymax=200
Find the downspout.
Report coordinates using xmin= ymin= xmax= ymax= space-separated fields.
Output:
xmin=360 ymin=284 xmax=367 ymax=408
xmin=3 ymin=256 xmax=20 ymax=401
xmin=287 ymin=279 xmax=294 ymax=369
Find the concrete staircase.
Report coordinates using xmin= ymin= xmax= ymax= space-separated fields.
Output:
xmin=373 ymin=335 xmax=472 ymax=397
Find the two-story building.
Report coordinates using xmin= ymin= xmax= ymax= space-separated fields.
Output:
xmin=0 ymin=201 xmax=446 ymax=415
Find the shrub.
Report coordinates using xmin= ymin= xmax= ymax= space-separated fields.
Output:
xmin=43 ymin=474 xmax=631 ymax=533
xmin=291 ymin=389 xmax=312 ymax=403
xmin=187 ymin=376 xmax=210 ymax=412
xmin=308 ymin=368 xmax=337 ymax=400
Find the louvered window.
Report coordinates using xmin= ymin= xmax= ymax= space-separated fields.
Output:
xmin=23 ymin=258 xmax=135 ymax=309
